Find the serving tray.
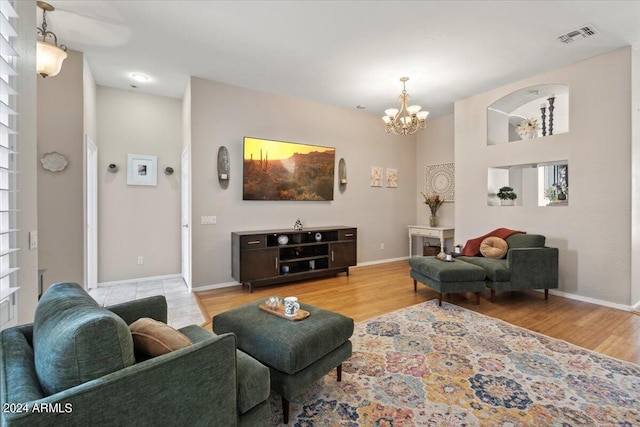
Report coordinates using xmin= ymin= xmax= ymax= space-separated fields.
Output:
xmin=259 ymin=303 xmax=310 ymax=321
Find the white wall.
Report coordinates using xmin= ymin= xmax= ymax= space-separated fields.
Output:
xmin=455 ymin=47 xmax=633 ymax=306
xmin=97 ymin=87 xmax=182 ymax=283
xmin=37 ymin=50 xmax=84 ymax=290
xmin=414 ymin=114 xmax=455 ymax=252
xmin=189 ymin=77 xmax=417 ymax=288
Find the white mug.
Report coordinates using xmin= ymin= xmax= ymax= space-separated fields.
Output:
xmin=446 ymin=253 xmax=452 ymax=261
xmin=284 ymin=296 xmax=300 ymax=317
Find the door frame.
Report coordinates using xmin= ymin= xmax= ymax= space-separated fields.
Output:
xmin=181 ymin=146 xmax=192 ymax=290
xmin=84 ymin=135 xmax=98 ymax=289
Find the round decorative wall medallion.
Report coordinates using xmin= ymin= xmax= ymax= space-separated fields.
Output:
xmin=425 ymin=163 xmax=455 ymax=202
xmin=40 ymin=152 xmax=68 ymax=172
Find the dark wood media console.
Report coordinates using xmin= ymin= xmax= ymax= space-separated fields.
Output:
xmin=231 ymin=226 xmax=357 ymax=292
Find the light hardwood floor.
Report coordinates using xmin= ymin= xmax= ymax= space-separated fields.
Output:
xmin=195 ymin=260 xmax=640 ymax=364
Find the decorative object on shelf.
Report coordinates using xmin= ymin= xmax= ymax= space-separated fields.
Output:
xmin=545 ymin=183 xmax=568 ymax=203
xmin=421 ymin=192 xmax=443 ymax=227
xmin=217 ymin=146 xmax=229 ymax=189
xmin=293 ymin=218 xmax=303 ymax=231
xmin=425 ymin=163 xmax=455 ymax=201
xmin=127 ymin=154 xmax=157 ymax=186
xmin=370 ymin=166 xmax=383 ymax=187
xmin=382 ymin=77 xmax=429 ymax=136
xmin=282 ymin=265 xmax=290 ymax=274
xmin=315 ymin=232 xmax=322 ymax=242
xmin=338 ymin=158 xmax=347 ymax=191
xmin=547 ymin=94 xmax=555 ymax=135
xmin=277 ymin=235 xmax=289 ymax=245
xmin=540 ymin=104 xmax=547 ymax=136
xmin=40 ymin=152 xmax=68 ymax=172
xmin=386 ymin=168 xmax=398 ymax=188
xmin=497 ymin=186 xmax=517 ymax=206
xmin=36 ymin=1 xmax=67 ymax=78
xmin=516 ymin=118 xmax=540 ymax=139
xmin=164 ymin=166 xmax=174 ymax=175
xmin=309 ymin=260 xmax=315 ymax=270
xmin=108 ymin=163 xmax=118 ymax=173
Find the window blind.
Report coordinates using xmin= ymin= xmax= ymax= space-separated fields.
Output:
xmin=0 ymin=0 xmax=18 ymax=328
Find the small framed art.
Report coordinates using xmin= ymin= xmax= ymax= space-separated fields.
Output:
xmin=127 ymin=154 xmax=157 ymax=186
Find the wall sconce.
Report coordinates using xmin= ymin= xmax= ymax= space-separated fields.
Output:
xmin=108 ymin=164 xmax=118 ymax=173
xmin=36 ymin=1 xmax=68 ymax=78
xmin=217 ymin=146 xmax=229 ymax=189
xmin=165 ymin=166 xmax=174 ymax=175
xmin=339 ymin=158 xmax=347 ymax=191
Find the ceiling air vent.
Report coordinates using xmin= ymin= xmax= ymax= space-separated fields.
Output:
xmin=557 ymin=24 xmax=599 ymax=44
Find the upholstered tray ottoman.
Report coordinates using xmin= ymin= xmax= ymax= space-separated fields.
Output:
xmin=213 ymin=300 xmax=354 ymax=424
xmin=409 ymin=257 xmax=487 ymax=305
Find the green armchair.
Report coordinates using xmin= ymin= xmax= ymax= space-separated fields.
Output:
xmin=0 ymin=283 xmax=270 ymax=427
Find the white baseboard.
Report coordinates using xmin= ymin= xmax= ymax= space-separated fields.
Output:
xmin=98 ymin=273 xmax=182 ymax=287
xmin=192 ymin=281 xmax=241 ymax=292
xmin=355 ymin=256 xmax=409 ymax=267
xmin=538 ymin=288 xmax=634 ymax=312
xmin=631 ymin=300 xmax=640 ymax=312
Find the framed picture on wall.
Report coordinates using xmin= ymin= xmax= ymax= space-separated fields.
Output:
xmin=127 ymin=154 xmax=157 ymax=186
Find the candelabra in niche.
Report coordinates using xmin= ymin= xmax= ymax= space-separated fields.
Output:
xmin=540 ymin=104 xmax=547 ymax=137
xmin=547 ymin=95 xmax=555 ymax=136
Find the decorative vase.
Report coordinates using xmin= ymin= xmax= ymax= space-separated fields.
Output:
xmin=429 ymin=214 xmax=438 ymax=227
xmin=557 ymin=191 xmax=567 ymax=201
xmin=500 ymin=199 xmax=515 ymax=206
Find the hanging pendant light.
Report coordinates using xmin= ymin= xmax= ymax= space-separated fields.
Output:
xmin=36 ymin=1 xmax=67 ymax=78
xmin=382 ymin=77 xmax=429 ymax=136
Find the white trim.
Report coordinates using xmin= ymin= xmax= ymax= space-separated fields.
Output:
xmin=192 ymin=281 xmax=240 ymax=292
xmin=631 ymin=299 xmax=640 ymax=312
xmin=355 ymin=256 xmax=409 ymax=267
xmin=536 ymin=288 xmax=634 ymax=312
xmin=97 ymin=273 xmax=182 ymax=287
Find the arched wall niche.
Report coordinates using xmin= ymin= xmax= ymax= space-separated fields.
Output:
xmin=487 ymin=84 xmax=569 ymax=145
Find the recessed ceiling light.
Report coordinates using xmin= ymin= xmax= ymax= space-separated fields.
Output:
xmin=130 ymin=73 xmax=150 ymax=83
xmin=356 ymin=105 xmax=366 ymax=110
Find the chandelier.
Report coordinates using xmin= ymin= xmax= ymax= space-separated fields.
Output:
xmin=36 ymin=1 xmax=68 ymax=78
xmin=382 ymin=77 xmax=429 ymax=136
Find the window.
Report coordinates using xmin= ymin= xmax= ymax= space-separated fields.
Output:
xmin=0 ymin=0 xmax=18 ymax=330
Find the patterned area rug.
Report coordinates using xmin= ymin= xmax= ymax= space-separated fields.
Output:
xmin=269 ymin=300 xmax=640 ymax=426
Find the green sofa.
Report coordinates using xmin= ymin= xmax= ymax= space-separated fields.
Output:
xmin=0 ymin=283 xmax=271 ymax=427
xmin=457 ymin=234 xmax=559 ymax=302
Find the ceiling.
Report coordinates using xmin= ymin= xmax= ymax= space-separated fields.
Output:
xmin=47 ymin=1 xmax=640 ymax=119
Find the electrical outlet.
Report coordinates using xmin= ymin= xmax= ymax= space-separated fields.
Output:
xmin=29 ymin=231 xmax=38 ymax=250
xmin=137 ymin=256 xmax=143 ymax=265
xmin=380 ymin=243 xmax=385 ymax=250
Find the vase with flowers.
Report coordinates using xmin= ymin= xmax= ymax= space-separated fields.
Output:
xmin=421 ymin=192 xmax=444 ymax=227
xmin=516 ymin=118 xmax=540 ymax=139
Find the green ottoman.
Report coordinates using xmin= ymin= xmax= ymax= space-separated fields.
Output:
xmin=213 ymin=300 xmax=354 ymax=424
xmin=409 ymin=256 xmax=487 ymax=305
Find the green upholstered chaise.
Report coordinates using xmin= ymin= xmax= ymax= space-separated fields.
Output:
xmin=0 ymin=282 xmax=271 ymax=427
xmin=457 ymin=234 xmax=559 ymax=302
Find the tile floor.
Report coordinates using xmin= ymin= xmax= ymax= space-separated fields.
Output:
xmin=89 ymin=277 xmax=207 ymax=329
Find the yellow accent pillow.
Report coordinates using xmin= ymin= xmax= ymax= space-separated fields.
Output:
xmin=129 ymin=317 xmax=192 ymax=357
xmin=480 ymin=236 xmax=508 ymax=259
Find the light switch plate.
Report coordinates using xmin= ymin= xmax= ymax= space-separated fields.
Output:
xmin=201 ymin=216 xmax=217 ymax=225
xmin=29 ymin=231 xmax=38 ymax=250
